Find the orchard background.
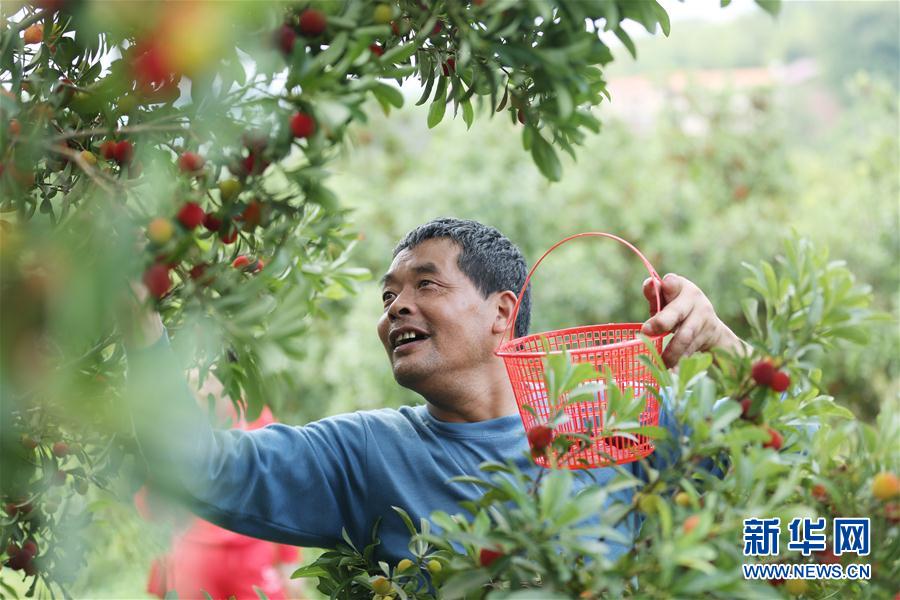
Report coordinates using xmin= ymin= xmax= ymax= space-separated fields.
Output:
xmin=0 ymin=0 xmax=898 ymax=599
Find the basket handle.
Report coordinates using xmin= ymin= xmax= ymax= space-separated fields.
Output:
xmin=497 ymin=232 xmax=663 ymax=350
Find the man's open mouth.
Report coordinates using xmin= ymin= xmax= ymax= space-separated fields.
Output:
xmin=393 ymin=331 xmax=430 ymax=350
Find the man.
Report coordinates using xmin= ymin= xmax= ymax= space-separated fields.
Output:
xmin=126 ymin=218 xmax=745 ymax=565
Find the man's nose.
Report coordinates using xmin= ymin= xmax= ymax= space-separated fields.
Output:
xmin=388 ymin=289 xmax=414 ymax=320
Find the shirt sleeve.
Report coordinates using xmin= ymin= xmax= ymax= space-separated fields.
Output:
xmin=126 ymin=333 xmax=370 ymax=549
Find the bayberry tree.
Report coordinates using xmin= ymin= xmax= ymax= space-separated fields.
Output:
xmin=11 ymin=2 xmax=893 ymax=600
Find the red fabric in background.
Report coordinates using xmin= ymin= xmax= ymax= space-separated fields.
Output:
xmin=137 ymin=406 xmax=301 ymax=600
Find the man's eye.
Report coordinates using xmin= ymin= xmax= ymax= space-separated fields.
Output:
xmin=418 ymin=280 xmax=434 ymax=288
xmin=382 ymin=291 xmax=395 ymax=303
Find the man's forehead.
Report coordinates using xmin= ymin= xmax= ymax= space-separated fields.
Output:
xmin=380 ymin=239 xmax=460 ymax=286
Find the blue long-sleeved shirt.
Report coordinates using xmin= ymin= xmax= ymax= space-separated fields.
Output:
xmin=127 ymin=335 xmax=673 ymax=564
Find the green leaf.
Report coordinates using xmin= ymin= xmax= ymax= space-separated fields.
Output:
xmin=381 ymin=43 xmax=418 ymax=65
xmin=427 ymin=77 xmax=448 ymax=129
xmin=291 ymin=563 xmax=329 ymax=579
xmin=371 ymin=82 xmax=404 ymax=109
xmin=755 ymin=0 xmax=781 ymax=16
xmin=614 ymin=27 xmax=637 ymax=59
xmin=530 ymin=134 xmax=562 ymax=181
xmin=462 ymin=98 xmax=474 ymax=129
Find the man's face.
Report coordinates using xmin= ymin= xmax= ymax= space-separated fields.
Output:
xmin=376 ymin=238 xmax=501 ymax=393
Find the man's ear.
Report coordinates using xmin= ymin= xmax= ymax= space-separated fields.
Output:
xmin=492 ymin=290 xmax=519 ymax=336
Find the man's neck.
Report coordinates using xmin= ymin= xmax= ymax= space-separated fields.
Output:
xmin=422 ymin=366 xmax=519 ymax=423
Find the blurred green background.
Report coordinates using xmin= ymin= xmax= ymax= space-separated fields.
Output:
xmin=14 ymin=1 xmax=893 ymax=597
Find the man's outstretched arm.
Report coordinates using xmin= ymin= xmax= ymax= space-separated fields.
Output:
xmin=123 ymin=300 xmax=369 ymax=549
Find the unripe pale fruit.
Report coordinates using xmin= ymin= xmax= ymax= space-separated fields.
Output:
xmin=872 ymin=472 xmax=900 ymax=501
xmin=426 ymin=559 xmax=442 ymax=574
xmin=290 ymin=112 xmax=316 ymax=138
xmin=74 ymin=478 xmax=89 ymax=495
xmin=79 ymin=150 xmax=97 ymax=166
xmin=298 ymin=9 xmax=327 ymax=36
xmin=784 ymin=579 xmax=808 ymax=595
xmin=682 ymin=514 xmax=700 ymax=534
xmin=397 ymin=558 xmax=414 ymax=572
xmin=218 ymin=178 xmax=242 ymax=202
xmin=637 ymin=493 xmax=658 ymax=514
xmin=372 ymin=576 xmax=391 ymax=595
xmin=674 ymin=492 xmax=690 ymax=507
xmin=751 ymin=359 xmax=775 ymax=386
xmin=373 ymin=4 xmax=393 ymax=24
xmin=147 ymin=218 xmax=174 ymax=245
xmin=177 ymin=202 xmax=205 ymax=230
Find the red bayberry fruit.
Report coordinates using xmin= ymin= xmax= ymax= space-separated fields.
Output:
xmin=7 ymin=543 xmax=20 ymax=557
xmin=189 ymin=264 xmax=208 ymax=282
xmin=527 ymin=425 xmax=553 ymax=453
xmin=770 ymin=370 xmax=790 ymax=392
xmin=441 ymin=58 xmax=456 ymax=76
xmin=178 ymin=152 xmax=205 ymax=173
xmin=113 ymin=140 xmax=134 ymax=165
xmin=432 ymin=20 xmax=443 ymax=35
xmin=369 ymin=43 xmax=384 ymax=57
xmin=290 ymin=112 xmax=316 ymax=138
xmin=177 ymin=202 xmax=205 ymax=230
xmin=100 ymin=140 xmax=117 ymax=160
xmin=241 ymin=201 xmax=262 ymax=230
xmin=478 ymin=548 xmax=503 ymax=567
xmin=739 ymin=397 xmax=753 ymax=420
xmin=812 ymin=484 xmax=828 ymax=502
xmin=231 ymin=255 xmax=252 ymax=269
xmin=52 ymin=441 xmax=69 ymax=457
xmin=219 ymin=226 xmax=238 ymax=244
xmin=517 ymin=109 xmax=526 ymax=124
xmin=751 ymin=359 xmax=775 ymax=386
xmin=143 ymin=264 xmax=171 ymax=299
xmin=4 ymin=503 xmax=17 ymax=517
xmin=763 ymin=426 xmax=783 ymax=451
xmin=20 ymin=435 xmax=38 ymax=450
xmin=298 ymin=8 xmax=327 ymax=36
xmin=23 ymin=560 xmax=37 ymax=576
xmin=203 ymin=213 xmax=222 ymax=232
xmin=274 ymin=24 xmax=297 ymax=55
xmin=7 ymin=552 xmax=28 ymax=571
xmin=683 ymin=514 xmax=700 ymax=534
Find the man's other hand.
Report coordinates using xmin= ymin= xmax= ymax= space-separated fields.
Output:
xmin=641 ymin=273 xmax=745 ymax=368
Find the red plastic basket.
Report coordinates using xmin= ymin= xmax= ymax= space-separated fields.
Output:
xmin=495 ymin=233 xmax=665 ymax=469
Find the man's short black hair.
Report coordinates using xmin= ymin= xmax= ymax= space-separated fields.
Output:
xmin=393 ymin=217 xmax=531 ymax=339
